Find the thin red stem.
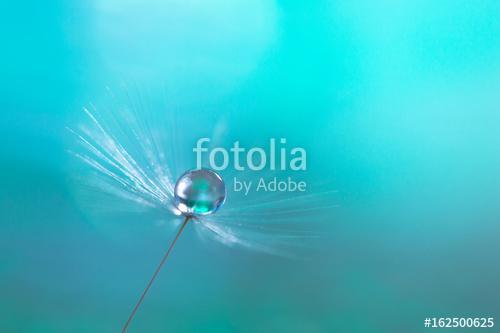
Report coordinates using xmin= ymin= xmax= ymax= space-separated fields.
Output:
xmin=121 ymin=215 xmax=191 ymax=333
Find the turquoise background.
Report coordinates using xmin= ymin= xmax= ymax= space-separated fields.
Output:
xmin=1 ymin=1 xmax=499 ymax=332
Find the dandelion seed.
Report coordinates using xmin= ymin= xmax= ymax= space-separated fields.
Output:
xmin=68 ymin=91 xmax=337 ymax=332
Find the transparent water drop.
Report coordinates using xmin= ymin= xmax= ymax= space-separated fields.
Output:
xmin=174 ymin=169 xmax=226 ymax=216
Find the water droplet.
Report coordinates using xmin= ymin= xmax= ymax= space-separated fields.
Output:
xmin=174 ymin=169 xmax=226 ymax=216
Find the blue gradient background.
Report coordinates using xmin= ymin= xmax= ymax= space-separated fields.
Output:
xmin=1 ymin=1 xmax=499 ymax=332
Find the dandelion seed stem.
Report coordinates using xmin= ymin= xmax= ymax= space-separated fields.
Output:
xmin=121 ymin=215 xmax=191 ymax=333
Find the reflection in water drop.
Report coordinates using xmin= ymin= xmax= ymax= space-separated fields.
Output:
xmin=174 ymin=168 xmax=226 ymax=216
